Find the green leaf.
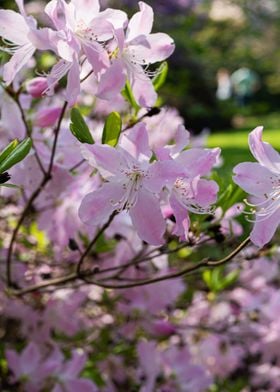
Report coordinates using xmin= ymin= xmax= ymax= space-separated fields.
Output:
xmin=152 ymin=61 xmax=168 ymax=91
xmin=121 ymin=81 xmax=140 ymax=111
xmin=0 ymin=138 xmax=32 ymax=173
xmin=102 ymin=112 xmax=122 ymax=147
xmin=0 ymin=183 xmax=20 ymax=189
xmin=0 ymin=139 xmax=19 ymax=164
xmin=70 ymin=108 xmax=94 ymax=144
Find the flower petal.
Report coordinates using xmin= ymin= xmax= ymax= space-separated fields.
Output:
xmin=194 ymin=179 xmax=219 ymax=207
xmin=130 ymin=189 xmax=165 ymax=245
xmin=81 ymin=144 xmax=126 ymax=177
xmin=251 ymin=208 xmax=280 ymax=247
xmin=79 ymin=182 xmax=123 ymax=226
xmin=175 ymin=148 xmax=220 ymax=178
xmin=126 ymin=1 xmax=153 ymax=41
xmin=129 ymin=33 xmax=175 ymax=64
xmin=72 ymin=0 xmax=100 ymax=24
xmin=3 ymin=44 xmax=35 ymax=85
xmin=249 ymin=126 xmax=280 ymax=173
xmin=97 ymin=60 xmax=126 ymax=101
xmin=170 ymin=192 xmax=190 ymax=240
xmin=65 ymin=59 xmax=80 ymax=106
xmin=0 ymin=10 xmax=29 ymax=45
xmin=233 ymin=162 xmax=275 ymax=197
xmin=130 ymin=68 xmax=157 ymax=107
xmin=120 ymin=122 xmax=152 ymax=161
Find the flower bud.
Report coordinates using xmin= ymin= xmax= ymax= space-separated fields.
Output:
xmin=26 ymin=77 xmax=48 ymax=98
xmin=34 ymin=107 xmax=62 ymax=128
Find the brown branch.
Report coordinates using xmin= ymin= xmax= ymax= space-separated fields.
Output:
xmin=6 ymin=102 xmax=68 ymax=288
xmin=10 ymin=236 xmax=251 ymax=296
xmin=76 ymin=211 xmax=117 ymax=276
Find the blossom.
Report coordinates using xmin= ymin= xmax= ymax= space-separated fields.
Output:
xmin=233 ymin=126 xmax=280 ymax=247
xmin=0 ymin=1 xmax=56 ymax=85
xmin=154 ymin=125 xmax=220 ymax=240
xmin=97 ymin=1 xmax=175 ymax=106
xmin=43 ymin=0 xmax=127 ymax=105
xmin=79 ymin=123 xmax=180 ymax=245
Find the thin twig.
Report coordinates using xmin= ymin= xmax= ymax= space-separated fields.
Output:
xmin=6 ymin=102 xmax=68 ymax=287
xmin=76 ymin=211 xmax=117 ymax=275
xmin=10 ymin=236 xmax=251 ymax=296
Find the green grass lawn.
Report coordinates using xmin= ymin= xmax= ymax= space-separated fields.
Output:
xmin=207 ymin=120 xmax=280 ymax=180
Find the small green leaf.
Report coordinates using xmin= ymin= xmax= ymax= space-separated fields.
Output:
xmin=70 ymin=108 xmax=94 ymax=144
xmin=102 ymin=112 xmax=122 ymax=147
xmin=0 ymin=183 xmax=20 ymax=189
xmin=152 ymin=61 xmax=168 ymax=91
xmin=0 ymin=139 xmax=19 ymax=164
xmin=0 ymin=138 xmax=32 ymax=173
xmin=121 ymin=81 xmax=140 ymax=111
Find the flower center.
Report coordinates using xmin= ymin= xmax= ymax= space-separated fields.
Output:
xmin=112 ymin=166 xmax=145 ymax=212
xmin=245 ymin=178 xmax=280 ymax=222
xmin=173 ymin=178 xmax=214 ymax=215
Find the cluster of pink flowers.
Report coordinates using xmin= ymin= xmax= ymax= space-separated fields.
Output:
xmin=0 ymin=1 xmax=280 ymax=391
xmin=1 ymin=0 xmax=174 ymax=107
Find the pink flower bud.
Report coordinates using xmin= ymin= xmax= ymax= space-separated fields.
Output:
xmin=152 ymin=320 xmax=176 ymax=337
xmin=34 ymin=107 xmax=62 ymax=128
xmin=26 ymin=77 xmax=48 ymax=98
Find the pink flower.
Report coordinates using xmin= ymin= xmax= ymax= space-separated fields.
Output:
xmin=0 ymin=1 xmax=56 ymax=85
xmin=155 ymin=126 xmax=220 ymax=240
xmin=233 ymin=126 xmax=280 ymax=247
xmin=0 ymin=1 xmax=36 ymax=84
xmin=97 ymin=1 xmax=175 ymax=107
xmin=43 ymin=0 xmax=127 ymax=105
xmin=6 ymin=343 xmax=56 ymax=391
xmin=79 ymin=123 xmax=179 ymax=245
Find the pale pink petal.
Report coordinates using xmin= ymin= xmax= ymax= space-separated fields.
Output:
xmin=79 ymin=183 xmax=123 ymax=226
xmin=83 ymin=42 xmax=110 ymax=74
xmin=57 ymin=40 xmax=75 ymax=62
xmin=233 ymin=162 xmax=275 ymax=197
xmin=6 ymin=350 xmax=21 ymax=379
xmin=224 ymin=203 xmax=244 ymax=219
xmin=15 ymin=0 xmax=26 ymax=16
xmin=130 ymin=189 xmax=165 ymax=245
xmin=120 ymin=122 xmax=151 ymax=160
xmin=170 ymin=192 xmax=190 ymax=240
xmin=21 ymin=343 xmax=41 ymax=375
xmin=249 ymin=126 xmax=280 ymax=173
xmin=194 ymin=179 xmax=219 ymax=207
xmin=129 ymin=33 xmax=175 ymax=64
xmin=3 ymin=44 xmax=35 ymax=85
xmin=131 ymin=68 xmax=157 ymax=107
xmin=1 ymin=93 xmax=26 ymax=138
xmin=81 ymin=144 xmax=126 ymax=176
xmin=46 ymin=60 xmax=72 ymax=96
xmin=45 ymin=0 xmax=75 ymax=30
xmin=126 ymin=2 xmax=153 ymax=41
xmin=65 ymin=59 xmax=80 ymax=106
xmin=170 ymin=125 xmax=190 ymax=155
xmin=175 ymin=147 xmax=220 ymax=178
xmin=97 ymin=60 xmax=126 ymax=101
xmin=0 ymin=10 xmax=29 ymax=45
xmin=64 ymin=379 xmax=97 ymax=392
xmin=63 ymin=351 xmax=87 ymax=377
xmin=144 ymin=160 xmax=183 ymax=193
xmin=99 ymin=8 xmax=128 ymax=29
xmin=251 ymin=208 xmax=280 ymax=247
xmin=72 ymin=0 xmax=100 ymax=24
